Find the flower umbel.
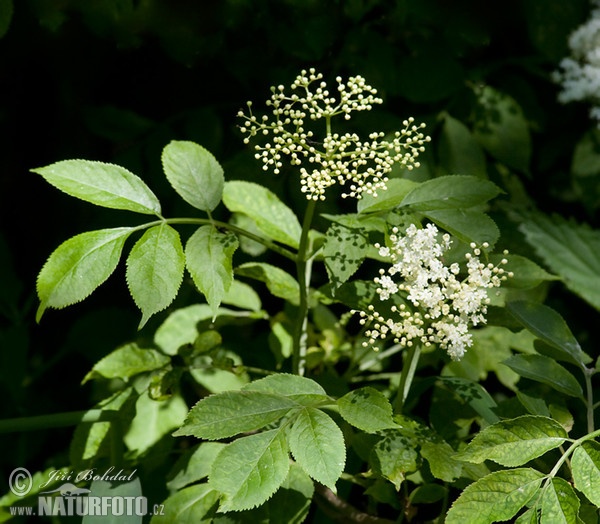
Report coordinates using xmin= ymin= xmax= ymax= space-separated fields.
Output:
xmin=553 ymin=0 xmax=600 ymax=125
xmin=238 ymin=68 xmax=430 ymax=201
xmin=358 ymin=223 xmax=511 ymax=360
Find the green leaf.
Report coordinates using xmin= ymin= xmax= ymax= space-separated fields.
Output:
xmin=126 ymin=224 xmax=185 ymax=328
xmin=446 ymin=468 xmax=545 ymax=524
xmin=210 ymin=428 xmax=290 ymax=512
xmin=439 ymin=377 xmax=499 ymax=425
xmin=357 ymin=178 xmax=419 ymax=213
xmin=519 ymin=213 xmax=600 ymax=313
xmin=503 ymin=354 xmax=583 ymax=398
xmin=243 ymin=373 xmax=327 ymax=399
xmin=420 ymin=440 xmax=463 ymax=482
xmin=36 ymin=227 xmax=133 ymax=321
xmin=400 ymin=175 xmax=502 ymax=211
xmin=494 ymin=254 xmax=559 ymax=289
xmin=235 ymin=262 xmax=299 ymax=305
xmin=540 ymin=477 xmax=581 ymax=524
xmin=438 ymin=113 xmax=487 ymax=179
xmin=162 ymin=140 xmax=224 ymax=212
xmin=507 ymin=300 xmax=590 ymax=367
xmin=167 ymin=442 xmax=226 ymax=491
xmin=152 ymin=483 xmax=220 ymax=524
xmin=222 ymin=279 xmax=261 ymax=312
xmin=83 ymin=343 xmax=170 ymax=383
xmin=83 ymin=477 xmax=143 ymax=524
xmin=423 ymin=208 xmax=500 ymax=246
xmin=322 ymin=221 xmax=368 ymax=290
xmin=223 ymin=181 xmax=301 ymax=248
xmin=572 ymin=441 xmax=600 ymax=506
xmin=459 ymin=415 xmax=568 ymax=467
xmin=473 ymin=86 xmax=531 ymax=173
xmin=288 ymin=407 xmax=345 ymax=490
xmin=186 ymin=226 xmax=238 ymax=318
xmin=370 ymin=430 xmax=419 ymax=489
xmin=337 ymin=387 xmax=398 ymax=433
xmin=124 ymin=393 xmax=188 ymax=454
xmin=31 ymin=160 xmax=161 ymax=215
xmin=173 ymin=390 xmax=298 ymax=440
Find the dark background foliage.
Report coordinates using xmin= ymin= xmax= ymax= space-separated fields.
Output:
xmin=0 ymin=0 xmax=594 ymax=504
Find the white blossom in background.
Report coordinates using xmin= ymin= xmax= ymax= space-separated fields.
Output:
xmin=553 ymin=0 xmax=600 ymax=125
xmin=238 ymin=68 xmax=430 ymax=201
xmin=357 ymin=223 xmax=512 ymax=360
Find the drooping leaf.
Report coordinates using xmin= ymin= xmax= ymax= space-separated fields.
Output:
xmin=507 ymin=300 xmax=590 ymax=367
xmin=439 ymin=377 xmax=499 ymax=425
xmin=503 ymin=354 xmax=583 ymax=398
xmin=83 ymin=343 xmax=170 ymax=383
xmin=337 ymin=388 xmax=398 ymax=433
xmin=370 ymin=430 xmax=419 ymax=489
xmin=152 ymin=483 xmax=220 ymax=524
xmin=572 ymin=440 xmax=600 ymax=506
xmin=36 ymin=227 xmax=133 ymax=321
xmin=167 ymin=442 xmax=226 ymax=491
xmin=31 ymin=160 xmax=161 ymax=215
xmin=445 ymin=468 xmax=545 ymax=524
xmin=161 ymin=140 xmax=224 ymax=212
xmin=472 ymin=86 xmax=531 ymax=173
xmin=519 ymin=213 xmax=600 ymax=313
xmin=420 ymin=440 xmax=463 ymax=482
xmin=185 ymin=225 xmax=238 ymax=317
xmin=438 ymin=113 xmax=487 ymax=179
xmin=222 ymin=279 xmax=261 ymax=312
xmin=124 ymin=393 xmax=188 ymax=454
xmin=423 ymin=208 xmax=500 ymax=246
xmin=235 ymin=263 xmax=299 ymax=305
xmin=173 ymin=390 xmax=298 ymax=440
xmin=223 ymin=181 xmax=301 ymax=248
xmin=539 ymin=477 xmax=581 ymax=524
xmin=400 ymin=175 xmax=501 ymax=211
xmin=357 ymin=178 xmax=419 ymax=213
xmin=458 ymin=415 xmax=567 ymax=467
xmin=288 ymin=407 xmax=345 ymax=491
xmin=210 ymin=428 xmax=290 ymax=512
xmin=126 ymin=224 xmax=185 ymax=328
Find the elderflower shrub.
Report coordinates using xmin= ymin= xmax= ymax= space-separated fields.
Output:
xmin=358 ymin=223 xmax=512 ymax=360
xmin=553 ymin=0 xmax=600 ymax=124
xmin=238 ymin=68 xmax=430 ymax=200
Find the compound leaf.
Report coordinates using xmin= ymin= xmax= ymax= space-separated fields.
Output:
xmin=288 ymin=407 xmax=345 ymax=490
xmin=162 ymin=140 xmax=224 ymax=212
xmin=173 ymin=390 xmax=298 ymax=440
xmin=37 ymin=227 xmax=133 ymax=321
xmin=210 ymin=428 xmax=290 ymax=512
xmin=572 ymin=441 xmax=600 ymax=506
xmin=337 ymin=387 xmax=398 ymax=433
xmin=186 ymin=225 xmax=238 ymax=318
xmin=126 ymin=224 xmax=185 ymax=328
xmin=459 ymin=415 xmax=567 ymax=467
xmin=223 ymin=181 xmax=301 ymax=248
xmin=446 ymin=468 xmax=545 ymax=524
xmin=32 ymin=160 xmax=161 ymax=215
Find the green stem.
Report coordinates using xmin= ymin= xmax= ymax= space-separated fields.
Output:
xmin=393 ymin=344 xmax=421 ymax=414
xmin=292 ymin=199 xmax=318 ymax=375
xmin=0 ymin=410 xmax=116 ymax=433
xmin=135 ymin=217 xmax=297 ymax=262
xmin=584 ymin=367 xmax=595 ymax=433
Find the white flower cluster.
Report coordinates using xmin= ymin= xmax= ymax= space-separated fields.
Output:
xmin=553 ymin=0 xmax=600 ymax=123
xmin=358 ymin=223 xmax=512 ymax=360
xmin=238 ymin=68 xmax=430 ymax=201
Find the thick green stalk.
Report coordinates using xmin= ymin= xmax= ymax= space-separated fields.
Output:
xmin=292 ymin=198 xmax=317 ymax=375
xmin=0 ymin=409 xmax=115 ymax=433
